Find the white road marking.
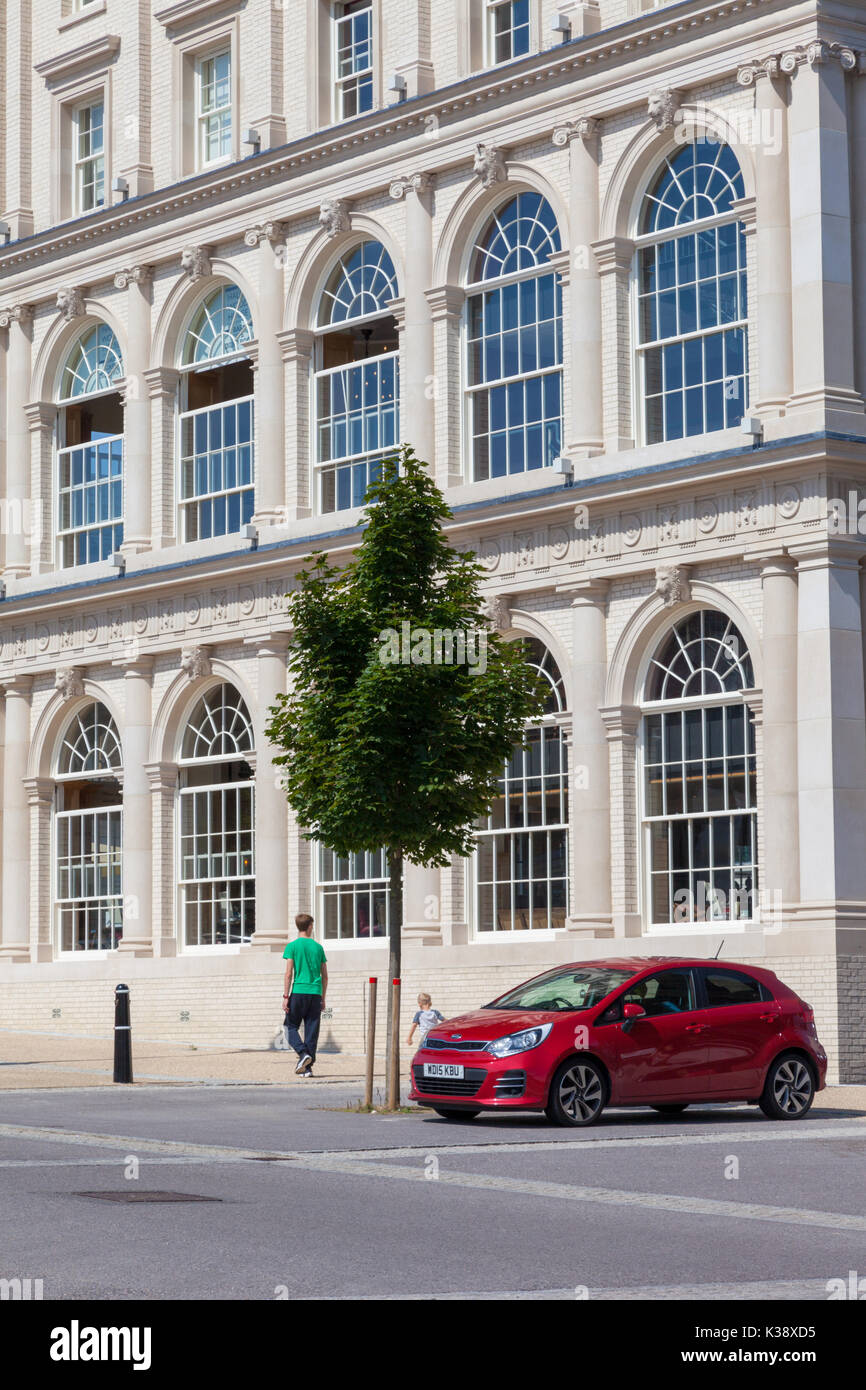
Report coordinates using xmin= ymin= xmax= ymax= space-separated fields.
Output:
xmin=338 ymin=1278 xmax=837 ymax=1302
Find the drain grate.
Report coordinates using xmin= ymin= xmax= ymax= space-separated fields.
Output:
xmin=74 ymin=1191 xmax=223 ymax=1203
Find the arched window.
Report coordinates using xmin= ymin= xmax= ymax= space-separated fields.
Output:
xmin=476 ymin=638 xmax=569 ymax=932
xmin=178 ymin=683 xmax=255 ymax=947
xmin=466 ymin=191 xmax=563 ymax=481
xmin=57 ymin=324 xmax=124 ymax=568
xmin=637 ymin=139 xmax=748 ymax=444
xmin=178 ymin=285 xmax=255 ymax=542
xmin=642 ymin=610 xmax=757 ymax=927
xmin=315 ymin=240 xmax=399 ymax=513
xmin=55 ymin=702 xmax=123 ymax=953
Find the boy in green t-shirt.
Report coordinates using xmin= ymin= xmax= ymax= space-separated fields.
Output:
xmin=282 ymin=913 xmax=328 ymax=1076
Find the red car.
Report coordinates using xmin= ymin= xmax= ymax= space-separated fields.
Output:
xmin=409 ymin=957 xmax=827 ymax=1127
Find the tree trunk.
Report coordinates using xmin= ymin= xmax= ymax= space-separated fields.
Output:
xmin=385 ymin=848 xmax=403 ymax=1110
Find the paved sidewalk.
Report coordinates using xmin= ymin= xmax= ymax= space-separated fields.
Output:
xmin=0 ymin=1028 xmax=387 ymax=1089
xmin=0 ymin=1028 xmax=864 ymax=1112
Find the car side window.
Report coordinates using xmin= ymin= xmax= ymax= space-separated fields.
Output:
xmin=621 ymin=970 xmax=696 ymax=1017
xmin=701 ymin=969 xmax=764 ymax=1007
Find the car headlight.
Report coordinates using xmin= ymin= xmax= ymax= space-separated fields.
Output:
xmin=486 ymin=1024 xmax=552 ymax=1058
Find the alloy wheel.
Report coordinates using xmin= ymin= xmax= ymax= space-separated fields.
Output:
xmin=772 ymin=1059 xmax=812 ymax=1115
xmin=558 ymin=1064 xmax=603 ymax=1122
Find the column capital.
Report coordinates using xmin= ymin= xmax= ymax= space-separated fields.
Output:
xmin=23 ymin=776 xmax=54 ymax=807
xmin=243 ymin=220 xmax=287 ymax=248
xmin=24 ymin=400 xmax=57 ymax=432
xmin=112 ymin=654 xmax=154 ymax=678
xmin=144 ymin=760 xmax=178 ymax=790
xmin=591 ymin=236 xmax=634 ymax=278
xmin=0 ymin=303 xmax=35 ymax=329
xmin=558 ymin=576 xmax=609 ymax=606
xmin=144 ymin=365 xmax=180 ymax=399
xmin=277 ymin=327 xmax=315 ymax=364
xmin=789 ymin=537 xmax=866 ymax=571
xmin=552 ymin=115 xmax=599 ymax=147
xmin=599 ymin=704 xmax=641 ymax=743
xmin=737 ymin=54 xmax=785 ymax=85
xmin=779 ymin=41 xmax=859 ymax=75
xmin=2 ymin=675 xmax=33 ymax=698
xmin=114 ymin=265 xmax=154 ymax=290
xmin=745 ymin=542 xmax=795 ymax=572
xmin=425 ymin=283 xmax=465 ymax=322
xmin=243 ymin=627 xmax=293 ymax=655
xmin=389 ymin=171 xmax=433 ymax=201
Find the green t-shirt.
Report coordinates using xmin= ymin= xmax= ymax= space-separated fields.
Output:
xmin=283 ymin=936 xmax=327 ymax=995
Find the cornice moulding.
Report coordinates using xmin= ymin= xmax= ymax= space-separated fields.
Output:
xmin=155 ymin=0 xmax=242 ymax=30
xmin=1 ymin=0 xmax=810 ymax=279
xmin=34 ymin=34 xmax=120 ymax=83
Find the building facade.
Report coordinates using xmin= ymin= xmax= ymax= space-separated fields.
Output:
xmin=1 ymin=0 xmax=865 ymax=1080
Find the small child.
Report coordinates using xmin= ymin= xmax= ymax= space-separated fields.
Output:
xmin=406 ymin=992 xmax=445 ymax=1048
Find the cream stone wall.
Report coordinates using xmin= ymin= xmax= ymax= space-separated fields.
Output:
xmin=1 ymin=0 xmax=866 ymax=1081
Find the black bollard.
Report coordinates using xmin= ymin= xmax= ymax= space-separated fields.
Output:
xmin=113 ymin=983 xmax=133 ymax=1084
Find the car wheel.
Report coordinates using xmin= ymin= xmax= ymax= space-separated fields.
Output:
xmin=759 ymin=1054 xmax=815 ymax=1120
xmin=431 ymin=1107 xmax=481 ymax=1120
xmin=545 ymin=1058 xmax=607 ymax=1127
xmin=650 ymin=1104 xmax=689 ymax=1115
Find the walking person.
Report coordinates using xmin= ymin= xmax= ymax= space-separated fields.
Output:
xmin=282 ymin=913 xmax=328 ymax=1077
xmin=406 ymin=992 xmax=445 ymax=1049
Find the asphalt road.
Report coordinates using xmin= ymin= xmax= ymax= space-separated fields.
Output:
xmin=1 ymin=1082 xmax=864 ymax=1301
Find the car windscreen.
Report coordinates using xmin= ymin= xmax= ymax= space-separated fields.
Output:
xmin=484 ymin=966 xmax=638 ymax=1012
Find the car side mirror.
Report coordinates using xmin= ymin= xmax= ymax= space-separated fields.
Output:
xmin=622 ymin=1002 xmax=646 ymax=1034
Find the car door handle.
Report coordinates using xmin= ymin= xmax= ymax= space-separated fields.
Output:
xmin=759 ymin=1012 xmax=781 ymax=1023
xmin=684 ymin=1024 xmax=709 ymax=1033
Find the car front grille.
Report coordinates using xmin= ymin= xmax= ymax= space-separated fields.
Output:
xmin=424 ymin=1038 xmax=490 ymax=1052
xmin=412 ymin=1066 xmax=486 ymax=1097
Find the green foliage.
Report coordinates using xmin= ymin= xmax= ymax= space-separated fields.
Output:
xmin=266 ymin=447 xmax=547 ymax=867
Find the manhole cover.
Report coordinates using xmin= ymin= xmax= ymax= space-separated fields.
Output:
xmin=74 ymin=1191 xmax=223 ymax=1203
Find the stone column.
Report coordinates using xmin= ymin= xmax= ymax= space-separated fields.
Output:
xmin=117 ymin=658 xmax=154 ymax=955
xmin=247 ymin=223 xmax=287 ymax=526
xmin=792 ymin=539 xmax=866 ymax=921
xmin=552 ymin=117 xmax=603 ymax=457
xmin=115 ymin=266 xmax=154 ymax=555
xmin=248 ymin=632 xmax=291 ymax=951
xmin=0 ymin=306 xmax=34 ymax=579
xmin=600 ymin=704 xmax=642 ymax=936
xmin=24 ymin=401 xmax=56 ymax=575
xmin=0 ymin=677 xmax=32 ymax=960
xmin=591 ymin=238 xmax=635 ymax=452
xmin=144 ymin=367 xmax=180 ymax=548
xmin=145 ymin=761 xmax=178 ymax=957
xmin=426 ymin=285 xmax=465 ymax=490
xmin=390 ymin=174 xmax=435 ymax=466
xmin=755 ymin=548 xmax=800 ymax=912
xmin=562 ymin=579 xmax=612 ymax=932
xmin=851 ymin=55 xmax=866 ymax=403
xmin=785 ymin=42 xmax=865 ymax=425
xmin=403 ymin=862 xmax=442 ymax=944
xmin=278 ymin=328 xmax=314 ymax=520
xmin=24 ymin=776 xmax=54 ymax=961
xmin=737 ymin=58 xmax=793 ymax=415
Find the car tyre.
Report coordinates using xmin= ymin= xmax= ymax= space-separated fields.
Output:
xmin=758 ymin=1053 xmax=815 ymax=1120
xmin=431 ymin=1106 xmax=481 ymax=1120
xmin=650 ymin=1104 xmax=689 ymax=1115
xmin=545 ymin=1057 xmax=607 ymax=1127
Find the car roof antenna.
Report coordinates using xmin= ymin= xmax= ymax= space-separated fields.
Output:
xmin=713 ymin=938 xmax=725 ymax=959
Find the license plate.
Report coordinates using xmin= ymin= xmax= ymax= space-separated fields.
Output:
xmin=423 ymin=1062 xmax=464 ymax=1080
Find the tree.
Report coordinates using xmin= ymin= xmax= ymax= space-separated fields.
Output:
xmin=266 ymin=447 xmax=546 ymax=1107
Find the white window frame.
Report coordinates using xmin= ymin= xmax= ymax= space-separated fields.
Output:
xmin=195 ymin=45 xmax=233 ymax=170
xmin=317 ymin=845 xmax=391 ymax=946
xmin=332 ymin=0 xmax=375 ymax=122
xmin=73 ymin=96 xmax=105 ymax=213
xmin=484 ymin=0 xmax=531 ymax=68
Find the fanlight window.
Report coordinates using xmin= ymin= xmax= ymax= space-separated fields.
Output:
xmin=637 ymin=140 xmax=749 ymax=445
xmin=315 ymin=240 xmax=400 ymax=513
xmin=646 ymin=611 xmax=754 ymax=701
xmin=476 ymin=638 xmax=569 ymax=933
xmin=642 ymin=610 xmax=758 ymax=929
xmin=318 ymin=241 xmax=399 ymax=325
xmin=466 ymin=192 xmax=563 ymax=481
xmin=60 ymin=325 xmax=123 ymax=399
xmin=183 ymin=285 xmax=253 ymax=364
xmin=57 ymin=702 xmax=123 ymax=776
xmin=55 ymin=702 xmax=123 ymax=954
xmin=470 ymin=191 xmax=561 ymax=283
xmin=181 ymin=683 xmax=254 ymax=760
